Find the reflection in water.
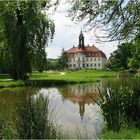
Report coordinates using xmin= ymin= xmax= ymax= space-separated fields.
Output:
xmin=39 ymin=81 xmax=104 ymax=138
xmin=59 ymin=82 xmax=103 ymax=120
xmin=0 ymin=82 xmax=104 ymax=138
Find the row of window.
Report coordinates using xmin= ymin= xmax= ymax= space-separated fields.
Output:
xmin=69 ymin=57 xmax=100 ymax=62
xmin=69 ymin=63 xmax=101 ymax=67
xmin=68 ymin=53 xmax=101 ymax=57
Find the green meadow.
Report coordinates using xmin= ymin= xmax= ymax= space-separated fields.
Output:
xmin=0 ymin=70 xmax=116 ymax=88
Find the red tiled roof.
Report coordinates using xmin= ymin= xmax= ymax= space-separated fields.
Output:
xmin=67 ymin=45 xmax=106 ymax=58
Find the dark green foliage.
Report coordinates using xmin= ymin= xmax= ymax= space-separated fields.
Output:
xmin=57 ymin=49 xmax=68 ymax=70
xmin=15 ymin=92 xmax=58 ymax=139
xmin=108 ymin=41 xmax=140 ymax=70
xmin=91 ymin=78 xmax=140 ymax=132
xmin=46 ymin=59 xmax=59 ymax=70
xmin=108 ymin=43 xmax=133 ymax=70
xmin=128 ymin=34 xmax=140 ymax=69
xmin=0 ymin=1 xmax=54 ymax=80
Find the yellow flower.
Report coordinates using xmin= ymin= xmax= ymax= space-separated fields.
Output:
xmin=102 ymin=101 xmax=106 ymax=105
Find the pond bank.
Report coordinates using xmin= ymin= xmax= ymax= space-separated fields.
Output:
xmin=0 ymin=79 xmax=101 ymax=88
xmin=0 ymin=70 xmax=117 ymax=88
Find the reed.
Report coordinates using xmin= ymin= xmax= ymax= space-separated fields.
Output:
xmin=15 ymin=91 xmax=60 ymax=139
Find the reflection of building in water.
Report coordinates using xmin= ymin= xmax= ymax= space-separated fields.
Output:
xmin=59 ymin=81 xmax=103 ymax=121
xmin=63 ymin=81 xmax=103 ymax=96
xmin=79 ymin=103 xmax=85 ymax=120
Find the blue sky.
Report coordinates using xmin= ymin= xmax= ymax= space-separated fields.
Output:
xmin=46 ymin=1 xmax=119 ymax=59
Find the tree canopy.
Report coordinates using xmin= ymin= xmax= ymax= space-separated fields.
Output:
xmin=57 ymin=48 xmax=68 ymax=70
xmin=0 ymin=1 xmax=55 ymax=80
xmin=107 ymin=41 xmax=140 ymax=70
xmin=68 ymin=0 xmax=140 ymax=41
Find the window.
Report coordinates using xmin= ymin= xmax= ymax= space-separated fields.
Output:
xmin=73 ymin=64 xmax=76 ymax=67
xmin=94 ymin=58 xmax=96 ymax=61
xmin=87 ymin=64 xmax=89 ymax=67
xmin=98 ymin=63 xmax=100 ymax=67
xmin=98 ymin=58 xmax=100 ymax=61
xmin=82 ymin=63 xmax=85 ymax=68
xmin=91 ymin=64 xmax=92 ymax=67
xmin=78 ymin=57 xmax=80 ymax=61
xmin=91 ymin=58 xmax=92 ymax=61
xmin=70 ymin=64 xmax=72 ymax=67
xmin=94 ymin=63 xmax=96 ymax=67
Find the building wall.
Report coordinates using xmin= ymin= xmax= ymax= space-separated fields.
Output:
xmin=68 ymin=53 xmax=107 ymax=70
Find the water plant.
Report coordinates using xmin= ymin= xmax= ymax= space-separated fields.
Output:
xmin=0 ymin=102 xmax=15 ymax=139
xmin=15 ymin=92 xmax=59 ymax=139
xmin=91 ymin=78 xmax=140 ymax=132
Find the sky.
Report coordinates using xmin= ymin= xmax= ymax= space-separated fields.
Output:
xmin=46 ymin=1 xmax=119 ymax=59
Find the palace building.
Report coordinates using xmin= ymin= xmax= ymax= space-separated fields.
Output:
xmin=66 ymin=31 xmax=107 ymax=70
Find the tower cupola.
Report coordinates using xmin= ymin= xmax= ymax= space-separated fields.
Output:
xmin=79 ymin=30 xmax=84 ymax=49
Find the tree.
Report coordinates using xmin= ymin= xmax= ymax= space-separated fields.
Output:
xmin=108 ymin=43 xmax=133 ymax=70
xmin=57 ymin=48 xmax=68 ymax=70
xmin=68 ymin=0 xmax=140 ymax=41
xmin=46 ymin=59 xmax=59 ymax=70
xmin=128 ymin=33 xmax=140 ymax=69
xmin=0 ymin=1 xmax=55 ymax=80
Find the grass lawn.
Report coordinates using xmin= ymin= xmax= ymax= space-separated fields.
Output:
xmin=30 ymin=70 xmax=116 ymax=82
xmin=0 ymin=80 xmax=24 ymax=88
xmin=101 ymin=128 xmax=140 ymax=139
xmin=0 ymin=70 xmax=117 ymax=88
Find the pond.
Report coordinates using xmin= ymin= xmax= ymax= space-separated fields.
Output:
xmin=0 ymin=82 xmax=104 ymax=138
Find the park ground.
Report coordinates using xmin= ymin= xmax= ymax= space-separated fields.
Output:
xmin=0 ymin=70 xmax=116 ymax=88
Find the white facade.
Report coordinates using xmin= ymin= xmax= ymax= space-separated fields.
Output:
xmin=66 ymin=31 xmax=107 ymax=70
xmin=68 ymin=53 xmax=107 ymax=70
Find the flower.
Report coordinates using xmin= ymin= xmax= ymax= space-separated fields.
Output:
xmin=102 ymin=101 xmax=106 ymax=105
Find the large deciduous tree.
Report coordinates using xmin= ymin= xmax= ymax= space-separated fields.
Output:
xmin=68 ymin=0 xmax=140 ymax=41
xmin=0 ymin=1 xmax=55 ymax=80
xmin=108 ymin=43 xmax=133 ymax=70
xmin=57 ymin=48 xmax=68 ymax=70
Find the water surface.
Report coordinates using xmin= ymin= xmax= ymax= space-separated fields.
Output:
xmin=0 ymin=82 xmax=104 ymax=138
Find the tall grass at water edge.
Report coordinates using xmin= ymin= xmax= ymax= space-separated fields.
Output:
xmin=15 ymin=91 xmax=62 ymax=139
xmin=91 ymin=78 xmax=140 ymax=132
xmin=0 ymin=102 xmax=15 ymax=139
xmin=0 ymin=90 xmax=63 ymax=139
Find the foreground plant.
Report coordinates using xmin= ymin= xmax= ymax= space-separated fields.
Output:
xmin=91 ymin=79 xmax=140 ymax=132
xmin=0 ymin=103 xmax=15 ymax=139
xmin=15 ymin=92 xmax=59 ymax=139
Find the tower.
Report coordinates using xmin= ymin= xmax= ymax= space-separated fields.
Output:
xmin=79 ymin=103 xmax=85 ymax=121
xmin=78 ymin=30 xmax=84 ymax=49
